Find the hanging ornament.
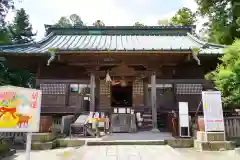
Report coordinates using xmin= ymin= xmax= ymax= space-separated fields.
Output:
xmin=105 ymin=71 xmax=112 ymax=83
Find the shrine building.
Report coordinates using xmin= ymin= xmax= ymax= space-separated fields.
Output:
xmin=0 ymin=25 xmax=224 ymax=131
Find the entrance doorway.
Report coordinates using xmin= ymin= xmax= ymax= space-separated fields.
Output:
xmin=111 ymin=83 xmax=132 ymax=107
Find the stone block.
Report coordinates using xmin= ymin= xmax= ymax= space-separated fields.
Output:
xmin=27 ymin=132 xmax=56 ymax=143
xmin=86 ymin=140 xmax=166 ymax=146
xmin=229 ymin=137 xmax=240 ymax=146
xmin=56 ymin=138 xmax=85 ymax=147
xmin=235 ymin=147 xmax=240 ymax=155
xmin=194 ymin=140 xmax=236 ymax=151
xmin=196 ymin=131 xmax=225 ymax=141
xmin=0 ymin=149 xmax=16 ymax=159
xmin=166 ymin=139 xmax=194 ymax=148
xmin=30 ymin=140 xmax=57 ymax=150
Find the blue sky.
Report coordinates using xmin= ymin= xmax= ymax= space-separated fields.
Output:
xmin=6 ymin=0 xmax=201 ymax=40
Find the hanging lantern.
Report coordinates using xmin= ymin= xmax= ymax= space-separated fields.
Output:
xmin=120 ymin=79 xmax=127 ymax=87
xmin=105 ymin=71 xmax=112 ymax=83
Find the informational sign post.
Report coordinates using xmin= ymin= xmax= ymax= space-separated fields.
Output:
xmin=0 ymin=86 xmax=42 ymax=160
xmin=178 ymin=102 xmax=190 ymax=137
xmin=202 ymin=91 xmax=225 ymax=141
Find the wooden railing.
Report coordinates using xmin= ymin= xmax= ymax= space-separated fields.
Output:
xmin=224 ymin=116 xmax=240 ymax=138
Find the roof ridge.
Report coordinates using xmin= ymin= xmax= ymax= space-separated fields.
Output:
xmin=0 ymin=32 xmax=55 ymax=49
xmin=45 ymin=24 xmax=196 ymax=30
xmin=187 ymin=32 xmax=225 ymax=48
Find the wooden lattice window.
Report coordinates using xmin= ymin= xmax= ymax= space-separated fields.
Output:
xmin=133 ymin=81 xmax=143 ymax=95
xmin=40 ymin=84 xmax=66 ymax=95
xmin=176 ymin=84 xmax=202 ymax=94
xmin=100 ymin=81 xmax=110 ymax=95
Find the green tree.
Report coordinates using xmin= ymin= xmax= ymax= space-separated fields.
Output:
xmin=0 ymin=0 xmax=15 ymax=27
xmin=205 ymin=40 xmax=240 ymax=108
xmin=93 ymin=20 xmax=105 ymax=26
xmin=170 ymin=7 xmax=196 ymax=26
xmin=0 ymin=27 xmax=12 ymax=45
xmin=69 ymin=14 xmax=84 ymax=26
xmin=0 ymin=60 xmax=35 ymax=87
xmin=134 ymin=22 xmax=145 ymax=26
xmin=9 ymin=8 xmax=36 ymax=44
xmin=0 ymin=0 xmax=20 ymax=45
xmin=55 ymin=16 xmax=72 ymax=27
xmin=54 ymin=14 xmax=85 ymax=27
xmin=195 ymin=0 xmax=240 ymax=45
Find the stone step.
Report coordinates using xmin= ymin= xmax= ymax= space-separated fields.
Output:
xmin=194 ymin=140 xmax=236 ymax=151
xmin=86 ymin=140 xmax=166 ymax=146
xmin=142 ymin=114 xmax=152 ymax=118
xmin=143 ymin=119 xmax=152 ymax=122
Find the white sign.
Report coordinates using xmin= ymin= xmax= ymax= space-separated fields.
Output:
xmin=179 ymin=102 xmax=189 ymax=127
xmin=178 ymin=102 xmax=190 ymax=137
xmin=0 ymin=86 xmax=41 ymax=132
xmin=202 ymin=91 xmax=225 ymax=132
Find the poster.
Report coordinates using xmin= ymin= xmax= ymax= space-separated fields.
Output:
xmin=0 ymin=86 xmax=41 ymax=132
xmin=202 ymin=91 xmax=225 ymax=132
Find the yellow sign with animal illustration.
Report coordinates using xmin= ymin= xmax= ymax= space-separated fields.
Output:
xmin=0 ymin=86 xmax=41 ymax=132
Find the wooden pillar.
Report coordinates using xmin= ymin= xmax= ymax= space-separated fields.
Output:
xmin=90 ymin=73 xmax=95 ymax=112
xmin=151 ymin=72 xmax=160 ymax=132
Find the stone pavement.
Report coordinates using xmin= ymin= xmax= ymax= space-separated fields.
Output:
xmin=3 ymin=145 xmax=240 ymax=160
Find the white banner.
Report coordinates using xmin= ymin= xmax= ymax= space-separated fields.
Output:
xmin=202 ymin=91 xmax=225 ymax=132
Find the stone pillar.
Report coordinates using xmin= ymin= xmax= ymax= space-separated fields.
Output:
xmin=90 ymin=73 xmax=95 ymax=112
xmin=151 ymin=72 xmax=160 ymax=132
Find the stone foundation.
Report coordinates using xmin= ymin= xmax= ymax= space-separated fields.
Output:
xmin=196 ymin=131 xmax=225 ymax=141
xmin=194 ymin=131 xmax=235 ymax=151
xmin=25 ymin=132 xmax=57 ymax=150
xmin=194 ymin=140 xmax=236 ymax=151
xmin=31 ymin=140 xmax=57 ymax=150
xmin=56 ymin=138 xmax=85 ymax=147
xmin=166 ymin=139 xmax=193 ymax=148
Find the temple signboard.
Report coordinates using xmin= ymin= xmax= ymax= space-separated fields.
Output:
xmin=0 ymin=86 xmax=41 ymax=132
xmin=202 ymin=91 xmax=225 ymax=132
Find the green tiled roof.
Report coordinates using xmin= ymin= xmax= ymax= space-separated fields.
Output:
xmin=0 ymin=25 xmax=224 ymax=54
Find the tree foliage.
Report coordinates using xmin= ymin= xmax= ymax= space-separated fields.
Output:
xmin=0 ymin=60 xmax=35 ymax=87
xmin=205 ymin=40 xmax=240 ymax=107
xmin=195 ymin=0 xmax=240 ymax=45
xmin=54 ymin=14 xmax=85 ymax=27
xmin=8 ymin=8 xmax=36 ymax=44
xmin=0 ymin=0 xmax=15 ymax=27
xmin=69 ymin=14 xmax=84 ymax=26
xmin=133 ymin=22 xmax=145 ymax=26
xmin=93 ymin=20 xmax=105 ymax=26
xmin=170 ymin=7 xmax=196 ymax=26
xmin=0 ymin=27 xmax=12 ymax=45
